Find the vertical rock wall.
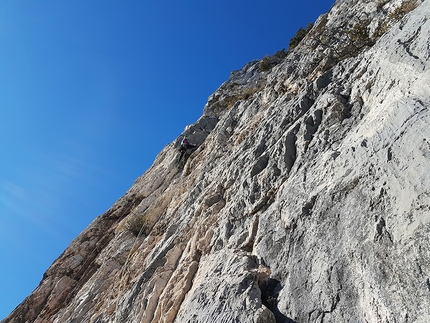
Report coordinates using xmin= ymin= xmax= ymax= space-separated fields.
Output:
xmin=3 ymin=0 xmax=429 ymax=322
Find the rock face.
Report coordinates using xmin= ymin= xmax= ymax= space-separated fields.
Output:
xmin=3 ymin=0 xmax=430 ymax=322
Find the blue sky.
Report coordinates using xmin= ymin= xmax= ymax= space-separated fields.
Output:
xmin=0 ymin=0 xmax=335 ymax=318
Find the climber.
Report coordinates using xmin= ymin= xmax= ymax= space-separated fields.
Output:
xmin=181 ymin=136 xmax=196 ymax=150
xmin=177 ymin=136 xmax=197 ymax=163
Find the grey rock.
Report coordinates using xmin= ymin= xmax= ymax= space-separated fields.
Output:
xmin=3 ymin=1 xmax=430 ymax=323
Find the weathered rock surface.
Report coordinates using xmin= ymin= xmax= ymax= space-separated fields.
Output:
xmin=3 ymin=0 xmax=430 ymax=322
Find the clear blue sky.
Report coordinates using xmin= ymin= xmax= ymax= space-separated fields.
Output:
xmin=0 ymin=0 xmax=334 ymax=318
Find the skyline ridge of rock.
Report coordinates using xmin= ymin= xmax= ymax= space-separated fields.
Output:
xmin=3 ymin=0 xmax=430 ymax=322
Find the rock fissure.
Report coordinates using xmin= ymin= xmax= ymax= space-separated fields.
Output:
xmin=397 ymin=25 xmax=423 ymax=60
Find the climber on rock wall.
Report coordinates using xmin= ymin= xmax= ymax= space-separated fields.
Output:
xmin=181 ymin=136 xmax=196 ymax=150
xmin=177 ymin=136 xmax=196 ymax=163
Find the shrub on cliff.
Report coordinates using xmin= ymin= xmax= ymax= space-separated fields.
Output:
xmin=259 ymin=56 xmax=272 ymax=72
xmin=273 ymin=48 xmax=287 ymax=59
xmin=258 ymin=22 xmax=313 ymax=72
xmin=288 ymin=23 xmax=314 ymax=50
xmin=124 ymin=213 xmax=151 ymax=236
xmin=347 ymin=19 xmax=372 ymax=44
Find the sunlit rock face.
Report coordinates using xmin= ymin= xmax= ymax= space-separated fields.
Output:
xmin=3 ymin=0 xmax=430 ymax=322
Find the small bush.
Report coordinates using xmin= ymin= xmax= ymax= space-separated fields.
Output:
xmin=373 ymin=20 xmax=390 ymax=39
xmin=258 ymin=49 xmax=288 ymax=72
xmin=259 ymin=56 xmax=272 ymax=72
xmin=273 ymin=48 xmax=287 ymax=59
xmin=347 ymin=19 xmax=372 ymax=44
xmin=224 ymin=88 xmax=260 ymax=109
xmin=124 ymin=213 xmax=151 ymax=236
xmin=289 ymin=23 xmax=313 ymax=50
xmin=257 ymin=22 xmax=313 ymax=73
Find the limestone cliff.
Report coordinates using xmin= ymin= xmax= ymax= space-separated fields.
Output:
xmin=3 ymin=0 xmax=430 ymax=322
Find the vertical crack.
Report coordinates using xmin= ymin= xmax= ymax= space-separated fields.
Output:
xmin=259 ymin=278 xmax=297 ymax=323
